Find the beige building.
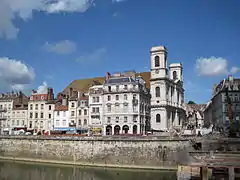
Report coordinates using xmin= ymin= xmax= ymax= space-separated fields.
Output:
xmin=28 ymin=88 xmax=55 ymax=132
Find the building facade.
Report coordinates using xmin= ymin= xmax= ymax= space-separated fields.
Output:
xmin=150 ymin=46 xmax=185 ymax=131
xmin=204 ymin=75 xmax=240 ymax=131
xmin=88 ymin=84 xmax=103 ymax=135
xmin=54 ymin=104 xmax=69 ymax=131
xmin=102 ymin=71 xmax=151 ymax=135
xmin=28 ymin=88 xmax=55 ymax=132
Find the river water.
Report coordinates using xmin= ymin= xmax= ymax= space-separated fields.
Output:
xmin=0 ymin=161 xmax=177 ymax=180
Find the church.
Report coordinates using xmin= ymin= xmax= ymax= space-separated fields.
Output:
xmin=150 ymin=46 xmax=185 ymax=131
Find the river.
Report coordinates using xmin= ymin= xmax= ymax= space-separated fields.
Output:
xmin=0 ymin=161 xmax=177 ymax=180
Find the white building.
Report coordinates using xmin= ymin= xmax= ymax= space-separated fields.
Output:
xmin=76 ymin=95 xmax=89 ymax=134
xmin=102 ymin=71 xmax=151 ymax=135
xmin=28 ymin=88 xmax=55 ymax=132
xmin=204 ymin=75 xmax=240 ymax=132
xmin=11 ymin=92 xmax=29 ymax=133
xmin=88 ymin=84 xmax=104 ymax=135
xmin=150 ymin=46 xmax=185 ymax=131
xmin=54 ymin=103 xmax=70 ymax=131
xmin=0 ymin=93 xmax=15 ymax=134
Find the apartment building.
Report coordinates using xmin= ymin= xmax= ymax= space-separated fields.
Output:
xmin=28 ymin=88 xmax=55 ymax=132
xmin=102 ymin=71 xmax=151 ymax=135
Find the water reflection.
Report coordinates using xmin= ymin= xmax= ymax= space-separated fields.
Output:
xmin=0 ymin=161 xmax=176 ymax=180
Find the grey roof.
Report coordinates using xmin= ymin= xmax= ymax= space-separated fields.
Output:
xmin=104 ymin=77 xmax=135 ymax=84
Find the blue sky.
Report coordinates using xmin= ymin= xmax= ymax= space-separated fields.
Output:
xmin=0 ymin=0 xmax=239 ymax=104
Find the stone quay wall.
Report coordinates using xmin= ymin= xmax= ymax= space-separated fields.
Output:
xmin=0 ymin=136 xmax=193 ymax=170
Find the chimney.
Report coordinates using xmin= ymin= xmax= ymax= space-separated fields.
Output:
xmin=19 ymin=91 xmax=23 ymax=104
xmin=69 ymin=88 xmax=73 ymax=97
xmin=62 ymin=98 xmax=67 ymax=106
xmin=106 ymin=72 xmax=111 ymax=80
xmin=47 ymin=88 xmax=54 ymax=100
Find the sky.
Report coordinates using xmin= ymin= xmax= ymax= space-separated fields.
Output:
xmin=0 ymin=0 xmax=239 ymax=104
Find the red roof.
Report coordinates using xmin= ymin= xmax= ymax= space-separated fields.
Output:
xmin=30 ymin=94 xmax=48 ymax=101
xmin=55 ymin=105 xmax=68 ymax=111
xmin=79 ymin=96 xmax=88 ymax=100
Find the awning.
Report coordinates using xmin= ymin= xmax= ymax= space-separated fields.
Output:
xmin=54 ymin=127 xmax=76 ymax=131
xmin=91 ymin=127 xmax=102 ymax=132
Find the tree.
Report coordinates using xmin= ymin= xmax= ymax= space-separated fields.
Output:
xmin=188 ymin=100 xmax=196 ymax=104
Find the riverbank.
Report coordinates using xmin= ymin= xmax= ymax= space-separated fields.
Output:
xmin=0 ymin=136 xmax=193 ymax=170
xmin=0 ymin=156 xmax=177 ymax=171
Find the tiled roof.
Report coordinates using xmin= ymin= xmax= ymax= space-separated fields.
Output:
xmin=63 ymin=72 xmax=150 ymax=94
xmin=79 ymin=96 xmax=88 ymax=100
xmin=55 ymin=105 xmax=68 ymax=111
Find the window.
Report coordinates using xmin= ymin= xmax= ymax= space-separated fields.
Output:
xmin=116 ymin=85 xmax=119 ymax=91
xmin=115 ymin=117 xmax=119 ymax=123
xmin=17 ymin=120 xmax=19 ymax=126
xmin=108 ymin=86 xmax=111 ymax=92
xmin=116 ymin=95 xmax=119 ymax=101
xmin=155 ymin=56 xmax=160 ymax=67
xmin=124 ymin=85 xmax=128 ymax=90
xmin=56 ymin=120 xmax=60 ymax=126
xmin=12 ymin=120 xmax=15 ymax=126
xmin=35 ymin=113 xmax=38 ymax=118
xmin=107 ymin=105 xmax=111 ymax=112
xmin=155 ymin=87 xmax=160 ymax=97
xmin=49 ymin=105 xmax=52 ymax=110
xmin=29 ymin=121 xmax=32 ymax=128
xmin=124 ymin=103 xmax=128 ymax=111
xmin=107 ymin=117 xmax=111 ymax=123
xmin=35 ymin=104 xmax=38 ymax=110
xmin=71 ymin=111 xmax=75 ymax=116
xmin=133 ymin=85 xmax=136 ymax=90
xmin=57 ymin=111 xmax=60 ymax=116
xmin=41 ymin=104 xmax=44 ymax=110
xmin=124 ymin=116 xmax=128 ymax=122
xmin=30 ymin=104 xmax=33 ymax=110
xmin=48 ymin=114 xmax=51 ymax=119
xmin=63 ymin=111 xmax=66 ymax=117
xmin=96 ymin=97 xmax=99 ymax=102
xmin=173 ymin=71 xmax=177 ymax=80
xmin=92 ymin=97 xmax=96 ymax=103
xmin=84 ymin=109 xmax=87 ymax=115
xmin=84 ymin=119 xmax=87 ymax=125
xmin=78 ymin=119 xmax=81 ymax=125
xmin=92 ymin=107 xmax=95 ymax=113
xmin=22 ymin=120 xmax=24 ymax=126
xmin=124 ymin=94 xmax=127 ymax=100
xmin=41 ymin=113 xmax=44 ymax=118
xmin=156 ymin=114 xmax=161 ymax=123
xmin=62 ymin=120 xmax=66 ymax=126
xmin=30 ymin=112 xmax=33 ymax=118
xmin=115 ymin=104 xmax=120 ymax=112
xmin=108 ymin=95 xmax=111 ymax=101
xmin=40 ymin=121 xmax=43 ymax=128
xmin=78 ymin=110 xmax=82 ymax=116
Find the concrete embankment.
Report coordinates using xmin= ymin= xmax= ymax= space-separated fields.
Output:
xmin=0 ymin=136 xmax=193 ymax=170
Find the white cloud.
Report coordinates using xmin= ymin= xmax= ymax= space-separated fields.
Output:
xmin=0 ymin=57 xmax=35 ymax=91
xmin=37 ymin=81 xmax=48 ymax=94
xmin=0 ymin=0 xmax=125 ymax=39
xmin=43 ymin=40 xmax=77 ymax=54
xmin=195 ymin=56 xmax=239 ymax=76
xmin=75 ymin=48 xmax=106 ymax=63
xmin=230 ymin=66 xmax=240 ymax=74
xmin=0 ymin=0 xmax=93 ymax=39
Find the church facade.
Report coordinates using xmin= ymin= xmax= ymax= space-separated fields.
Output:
xmin=150 ymin=46 xmax=185 ymax=131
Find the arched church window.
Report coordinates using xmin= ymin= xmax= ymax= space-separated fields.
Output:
xmin=155 ymin=87 xmax=160 ymax=97
xmin=173 ymin=71 xmax=177 ymax=80
xmin=156 ymin=114 xmax=161 ymax=123
xmin=155 ymin=56 xmax=160 ymax=67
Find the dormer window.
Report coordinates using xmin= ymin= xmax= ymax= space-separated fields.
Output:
xmin=173 ymin=71 xmax=177 ymax=80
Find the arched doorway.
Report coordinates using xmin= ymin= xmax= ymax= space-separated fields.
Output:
xmin=133 ymin=125 xmax=137 ymax=134
xmin=114 ymin=125 xmax=120 ymax=135
xmin=122 ymin=125 xmax=129 ymax=134
xmin=106 ymin=125 xmax=112 ymax=135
